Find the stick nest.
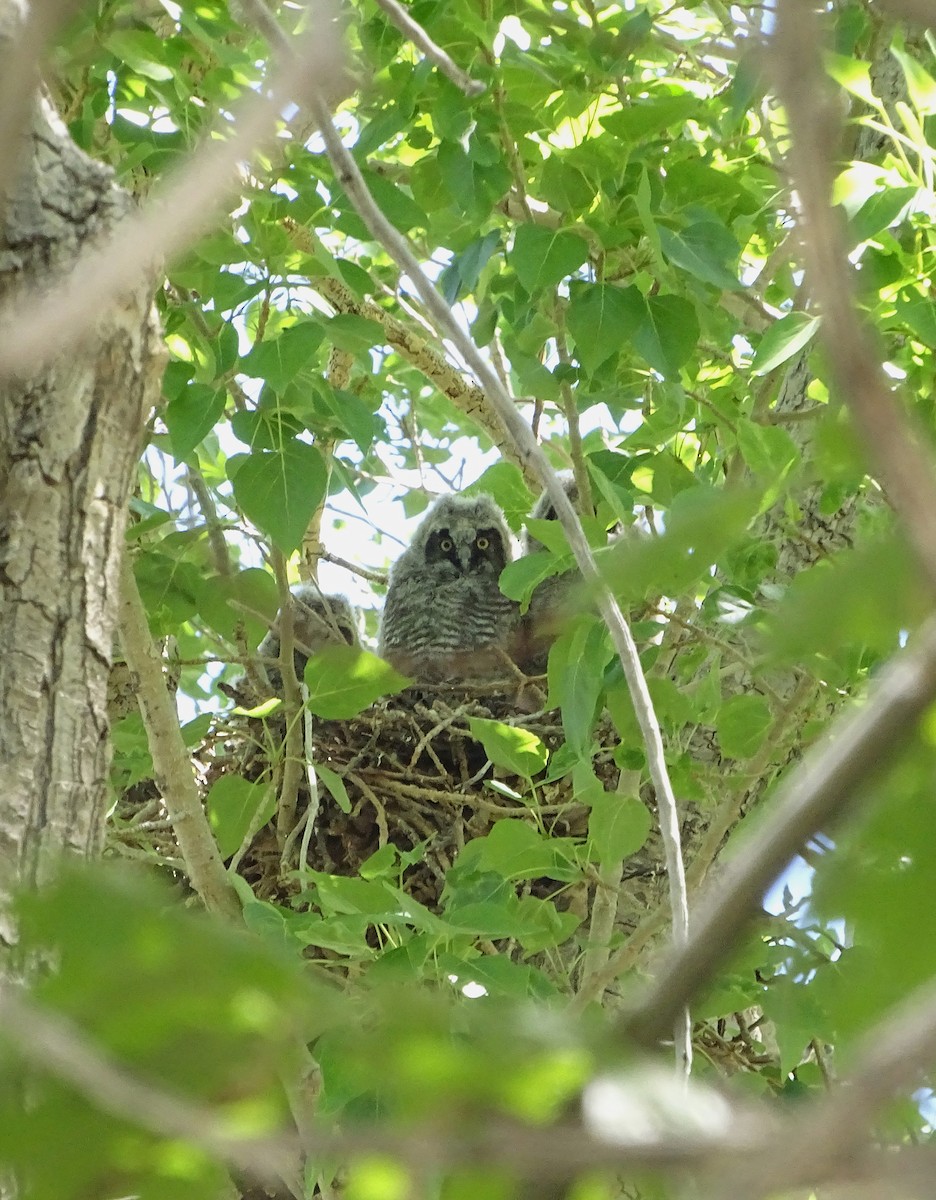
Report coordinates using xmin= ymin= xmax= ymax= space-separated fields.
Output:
xmin=110 ymin=678 xmax=714 ymax=953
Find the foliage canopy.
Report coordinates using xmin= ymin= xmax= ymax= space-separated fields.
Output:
xmin=5 ymin=0 xmax=936 ymax=1197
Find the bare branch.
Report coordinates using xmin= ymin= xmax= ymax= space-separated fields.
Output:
xmin=118 ymin=552 xmax=242 ymax=921
xmin=620 ymin=613 xmax=936 ymax=1047
xmin=271 ymin=550 xmax=305 ymax=854
xmin=301 ymin=344 xmax=350 ymax=580
xmin=371 ymin=0 xmax=485 ymax=96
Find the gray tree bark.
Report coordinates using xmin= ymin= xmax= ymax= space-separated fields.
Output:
xmin=0 ymin=80 xmax=163 ymax=955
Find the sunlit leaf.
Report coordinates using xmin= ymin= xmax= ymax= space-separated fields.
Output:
xmin=467 ymin=717 xmax=549 ymax=777
xmin=303 ymin=646 xmax=409 ymax=718
xmin=751 ymin=313 xmax=822 ymax=375
xmin=206 ymin=775 xmax=276 ymax=857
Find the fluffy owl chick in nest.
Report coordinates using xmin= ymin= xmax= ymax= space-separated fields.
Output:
xmin=259 ymin=586 xmax=358 ymax=692
xmin=378 ymin=493 xmax=519 ymax=683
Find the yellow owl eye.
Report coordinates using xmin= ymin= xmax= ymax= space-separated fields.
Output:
xmin=476 ymin=536 xmax=490 ymax=550
xmin=439 ymin=538 xmax=454 ymax=552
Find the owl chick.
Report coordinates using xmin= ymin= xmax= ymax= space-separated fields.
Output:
xmin=378 ymin=493 xmax=518 ymax=683
xmin=259 ymin=586 xmax=358 ymax=693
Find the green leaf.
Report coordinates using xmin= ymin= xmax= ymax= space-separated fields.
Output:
xmin=601 ymin=486 xmax=760 ymax=600
xmin=512 ymin=895 xmax=581 ymax=952
xmin=540 ymin=157 xmax=594 ymax=213
xmin=240 ymin=322 xmax=324 ymax=392
xmin=464 ymin=462 xmax=534 ymax=533
xmin=460 ymin=820 xmax=580 ymax=883
xmin=658 ymin=226 xmax=741 ymax=290
xmin=467 ymin=717 xmax=549 ymax=777
xmin=566 ymin=283 xmax=634 ymax=374
xmin=304 ymin=646 xmax=409 ymax=718
xmin=847 ymin=186 xmax=917 ymax=243
xmin=548 ymin=616 xmax=611 ymax=754
xmin=165 ymin=384 xmax=226 ymax=460
xmin=356 ymin=170 xmax=429 ymax=233
xmin=440 ymin=231 xmax=501 ymax=302
xmin=310 ymin=873 xmax=404 ymax=919
xmin=511 ymin=226 xmax=589 ymax=294
xmin=499 ymin=553 xmax=563 ymax=611
xmin=319 ymin=386 xmax=381 ymax=453
xmin=587 ymin=793 xmax=652 ymax=865
xmin=763 ymin=535 xmax=921 ymax=665
xmin=324 ymin=313 xmax=386 ymax=355
xmin=716 ymin=694 xmax=772 ymax=760
xmin=736 ymin=422 xmax=801 ymax=483
xmin=228 ymin=442 xmax=327 ymax=554
xmin=194 ymin=568 xmax=278 ymax=645
xmin=206 ymin=776 xmax=276 ymax=858
xmin=895 ymin=291 xmax=936 ymax=345
xmin=824 ymin=52 xmax=878 ymax=105
xmin=631 ymin=293 xmax=700 ymax=378
xmin=891 ymin=44 xmax=936 ymax=115
xmin=600 ymin=94 xmax=700 ymax=140
xmin=106 ymin=29 xmax=175 ymax=80
xmin=310 ymin=763 xmax=352 ymax=817
xmin=751 ymin=313 xmax=822 ymax=375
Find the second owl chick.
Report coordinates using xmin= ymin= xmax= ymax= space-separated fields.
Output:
xmin=378 ymin=493 xmax=518 ymax=683
xmin=259 ymin=586 xmax=358 ymax=693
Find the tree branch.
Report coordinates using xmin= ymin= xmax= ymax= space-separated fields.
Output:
xmin=118 ymin=552 xmax=242 ymax=921
xmin=725 ymin=972 xmax=936 ymax=1196
xmin=270 ymin=551 xmax=305 ymax=854
xmin=283 ymin=247 xmax=532 ymax=482
xmin=371 ymin=0 xmax=484 ymax=96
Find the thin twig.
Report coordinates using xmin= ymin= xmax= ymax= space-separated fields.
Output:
xmin=186 ymin=466 xmax=232 ymax=577
xmin=272 ymin=550 xmax=305 ymax=854
xmin=554 ymin=304 xmax=594 ymax=519
xmin=371 ymin=0 xmax=484 ymax=95
xmin=319 ymin=549 xmax=388 ymax=587
xmin=302 ymin=344 xmax=350 ymax=580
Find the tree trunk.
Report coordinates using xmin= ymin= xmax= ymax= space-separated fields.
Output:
xmin=0 ymin=82 xmax=163 ymax=954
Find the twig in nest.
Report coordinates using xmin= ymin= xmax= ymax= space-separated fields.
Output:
xmin=347 ymin=772 xmax=390 ymax=849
